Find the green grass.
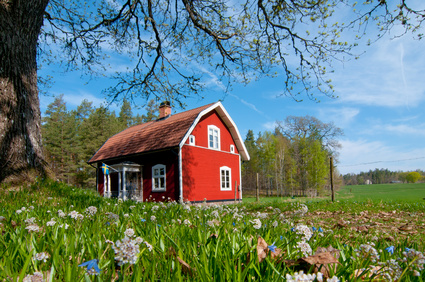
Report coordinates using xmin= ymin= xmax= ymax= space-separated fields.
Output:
xmin=337 ymin=182 xmax=425 ymax=202
xmin=1 ymin=180 xmax=425 ymax=281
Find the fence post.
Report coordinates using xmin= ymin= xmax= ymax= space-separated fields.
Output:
xmin=330 ymin=156 xmax=334 ymax=202
xmin=256 ymin=173 xmax=259 ymax=202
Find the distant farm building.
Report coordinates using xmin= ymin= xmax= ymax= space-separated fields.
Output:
xmin=88 ymin=102 xmax=250 ymax=203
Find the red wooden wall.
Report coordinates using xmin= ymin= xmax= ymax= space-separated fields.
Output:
xmin=182 ymin=110 xmax=241 ymax=202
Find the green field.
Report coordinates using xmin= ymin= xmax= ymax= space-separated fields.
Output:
xmin=1 ymin=180 xmax=425 ymax=281
xmin=337 ymin=183 xmax=425 ymax=202
xmin=243 ymin=182 xmax=425 ymax=204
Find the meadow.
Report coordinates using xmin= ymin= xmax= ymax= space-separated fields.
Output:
xmin=1 ymin=180 xmax=425 ymax=281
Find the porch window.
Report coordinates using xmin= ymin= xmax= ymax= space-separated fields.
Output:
xmin=220 ymin=166 xmax=231 ymax=191
xmin=208 ymin=125 xmax=220 ymax=150
xmin=152 ymin=164 xmax=166 ymax=192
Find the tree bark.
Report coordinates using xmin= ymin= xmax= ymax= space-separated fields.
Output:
xmin=0 ymin=0 xmax=49 ymax=184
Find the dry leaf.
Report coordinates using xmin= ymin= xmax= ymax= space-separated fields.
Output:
xmin=297 ymin=252 xmax=340 ymax=278
xmin=257 ymin=237 xmax=268 ymax=263
xmin=256 ymin=237 xmax=284 ymax=263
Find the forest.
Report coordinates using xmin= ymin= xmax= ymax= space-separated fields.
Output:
xmin=42 ymin=97 xmax=343 ymax=197
xmin=342 ymin=169 xmax=425 ymax=186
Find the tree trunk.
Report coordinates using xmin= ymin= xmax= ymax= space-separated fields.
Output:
xmin=0 ymin=0 xmax=49 ymax=184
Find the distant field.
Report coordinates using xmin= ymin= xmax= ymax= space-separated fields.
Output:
xmin=243 ymin=182 xmax=425 ymax=203
xmin=337 ymin=182 xmax=425 ymax=202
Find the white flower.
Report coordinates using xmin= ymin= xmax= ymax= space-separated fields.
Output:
xmin=85 ymin=206 xmax=97 ymax=216
xmin=57 ymin=210 xmax=66 ymax=218
xmin=272 ymin=221 xmax=278 ymax=228
xmin=124 ymin=228 xmax=135 ymax=238
xmin=25 ymin=224 xmax=41 ymax=232
xmin=151 ymin=205 xmax=159 ymax=211
xmin=150 ymin=215 xmax=156 ymax=222
xmin=34 ymin=252 xmax=50 ymax=262
xmin=211 ymin=210 xmax=219 ymax=218
xmin=46 ymin=219 xmax=56 ymax=226
xmin=113 ymin=236 xmax=140 ymax=266
xmin=294 ymin=224 xmax=313 ymax=241
xmin=23 ymin=272 xmax=44 ymax=282
xmin=207 ymin=220 xmax=215 ymax=227
xmin=250 ymin=218 xmax=261 ymax=229
xmin=16 ymin=209 xmax=22 ymax=214
xmin=124 ymin=213 xmax=129 ymax=218
xmin=183 ymin=219 xmax=191 ymax=226
xmin=25 ymin=217 xmax=36 ymax=225
xmin=296 ymin=241 xmax=312 ymax=257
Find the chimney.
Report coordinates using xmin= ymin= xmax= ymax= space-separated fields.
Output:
xmin=159 ymin=101 xmax=171 ymax=118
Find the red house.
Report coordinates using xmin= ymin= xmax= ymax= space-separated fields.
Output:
xmin=88 ymin=101 xmax=250 ymax=203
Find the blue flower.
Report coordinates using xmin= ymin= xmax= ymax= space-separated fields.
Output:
xmin=79 ymin=259 xmax=101 ymax=274
xmin=291 ymin=227 xmax=295 ymax=232
xmin=405 ymin=247 xmax=411 ymax=252
xmin=268 ymin=243 xmax=277 ymax=253
xmin=280 ymin=235 xmax=283 ymax=241
xmin=232 ymin=222 xmax=235 ymax=226
xmin=141 ymin=218 xmax=146 ymax=222
xmin=105 ymin=222 xmax=110 ymax=226
xmin=312 ymin=226 xmax=317 ymax=232
xmin=318 ymin=227 xmax=323 ymax=232
xmin=386 ymin=246 xmax=395 ymax=255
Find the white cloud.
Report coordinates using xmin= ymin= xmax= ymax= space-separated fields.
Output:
xmin=331 ymin=36 xmax=425 ymax=108
xmin=338 ymin=139 xmax=425 ymax=174
xmin=318 ymin=107 xmax=360 ymax=128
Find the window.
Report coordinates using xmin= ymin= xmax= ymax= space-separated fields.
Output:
xmin=230 ymin=145 xmax=235 ymax=153
xmin=152 ymin=164 xmax=166 ymax=192
xmin=208 ymin=125 xmax=220 ymax=150
xmin=220 ymin=166 xmax=231 ymax=191
xmin=189 ymin=135 xmax=195 ymax=145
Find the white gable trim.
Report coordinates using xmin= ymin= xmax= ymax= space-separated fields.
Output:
xmin=179 ymin=101 xmax=250 ymax=161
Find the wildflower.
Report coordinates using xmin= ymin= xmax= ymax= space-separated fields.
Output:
xmin=124 ymin=213 xmax=129 ymax=218
xmin=25 ymin=217 xmax=37 ymax=225
xmin=79 ymin=259 xmax=101 ymax=275
xmin=272 ymin=221 xmax=278 ymax=228
xmin=85 ymin=206 xmax=97 ymax=216
xmin=318 ymin=227 xmax=323 ymax=232
xmin=250 ymin=218 xmax=261 ymax=229
xmin=141 ymin=218 xmax=146 ymax=222
xmin=386 ymin=246 xmax=395 ymax=255
xmin=296 ymin=241 xmax=312 ymax=256
xmin=280 ymin=235 xmax=283 ymax=241
xmin=151 ymin=205 xmax=159 ymax=211
xmin=286 ymin=271 xmax=317 ymax=282
xmin=124 ymin=228 xmax=135 ymax=238
xmin=25 ymin=224 xmax=41 ymax=233
xmin=113 ymin=236 xmax=141 ymax=265
xmin=207 ymin=220 xmax=215 ymax=227
xmin=211 ymin=210 xmax=219 ymax=218
xmin=150 ymin=215 xmax=156 ymax=222
xmin=16 ymin=209 xmax=22 ymax=214
xmin=129 ymin=205 xmax=136 ymax=209
xmin=183 ymin=219 xmax=191 ymax=226
xmin=312 ymin=226 xmax=317 ymax=232
xmin=22 ymin=272 xmax=44 ymax=282
xmin=57 ymin=210 xmax=66 ymax=218
xmin=68 ymin=211 xmax=84 ymax=220
xmin=34 ymin=252 xmax=50 ymax=262
xmin=293 ymin=224 xmax=313 ymax=241
xmin=268 ymin=243 xmax=277 ymax=253
xmin=0 ymin=216 xmax=5 ymax=221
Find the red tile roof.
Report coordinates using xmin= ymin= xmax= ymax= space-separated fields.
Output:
xmin=88 ymin=103 xmax=214 ymax=163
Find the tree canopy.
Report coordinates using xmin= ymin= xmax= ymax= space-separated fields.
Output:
xmin=0 ymin=0 xmax=423 ymax=184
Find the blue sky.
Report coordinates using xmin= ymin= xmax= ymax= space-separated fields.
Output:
xmin=38 ymin=5 xmax=425 ymax=175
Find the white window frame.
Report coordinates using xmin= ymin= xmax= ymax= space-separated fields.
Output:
xmin=152 ymin=164 xmax=166 ymax=192
xmin=230 ymin=144 xmax=235 ymax=153
xmin=208 ymin=125 xmax=220 ymax=150
xmin=220 ymin=166 xmax=231 ymax=191
xmin=189 ymin=135 xmax=195 ymax=145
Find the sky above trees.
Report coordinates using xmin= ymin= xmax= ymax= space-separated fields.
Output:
xmin=37 ymin=0 xmax=425 ymax=175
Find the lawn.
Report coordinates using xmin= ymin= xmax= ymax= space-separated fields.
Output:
xmin=1 ymin=180 xmax=425 ymax=281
